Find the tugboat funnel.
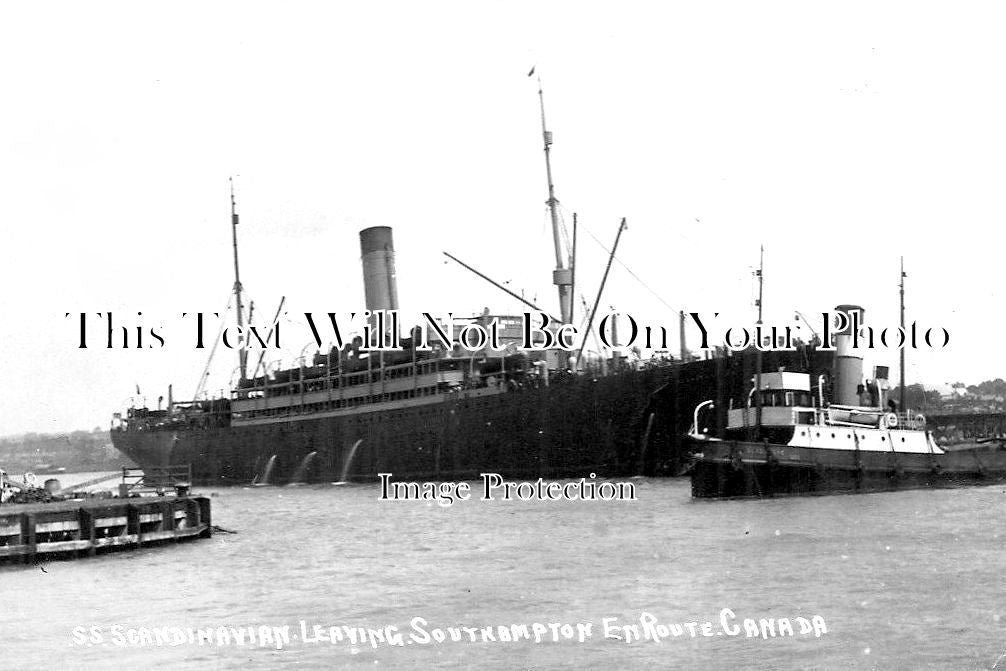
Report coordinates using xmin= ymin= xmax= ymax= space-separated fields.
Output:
xmin=832 ymin=304 xmax=865 ymax=406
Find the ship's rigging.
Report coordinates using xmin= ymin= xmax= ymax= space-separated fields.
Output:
xmin=441 ymin=73 xmax=689 ymax=363
xmin=192 ymin=179 xmax=269 ymax=400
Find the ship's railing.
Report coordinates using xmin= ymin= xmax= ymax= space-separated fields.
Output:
xmin=119 ymin=465 xmax=192 ymax=496
xmin=118 ymin=398 xmax=231 ymax=432
xmin=232 ymin=354 xmax=536 ymax=403
xmin=229 ymin=353 xmax=559 ymax=422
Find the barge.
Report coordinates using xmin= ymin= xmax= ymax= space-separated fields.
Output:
xmin=0 ymin=469 xmax=211 ymax=564
xmin=0 ymin=496 xmax=211 ymax=564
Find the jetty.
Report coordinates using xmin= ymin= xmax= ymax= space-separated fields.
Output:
xmin=0 ymin=495 xmax=211 ymax=565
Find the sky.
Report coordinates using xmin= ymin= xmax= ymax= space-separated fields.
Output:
xmin=1 ymin=2 xmax=1004 ymax=436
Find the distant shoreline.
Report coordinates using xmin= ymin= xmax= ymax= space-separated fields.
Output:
xmin=0 ymin=428 xmax=135 ymax=474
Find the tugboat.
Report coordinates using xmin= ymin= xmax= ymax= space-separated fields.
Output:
xmin=687 ymin=305 xmax=1006 ymax=498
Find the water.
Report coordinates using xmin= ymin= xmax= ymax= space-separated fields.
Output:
xmin=2 ymin=476 xmax=1005 ymax=669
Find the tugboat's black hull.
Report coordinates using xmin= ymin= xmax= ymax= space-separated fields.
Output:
xmin=689 ymin=440 xmax=1006 ymax=498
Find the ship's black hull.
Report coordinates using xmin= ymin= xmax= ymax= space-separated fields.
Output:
xmin=689 ymin=439 xmax=1006 ymax=499
xmin=113 ymin=367 xmax=679 ymax=485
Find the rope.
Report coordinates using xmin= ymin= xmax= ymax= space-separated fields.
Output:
xmin=577 ymin=220 xmax=682 ymax=316
xmin=193 ymin=292 xmax=235 ymax=400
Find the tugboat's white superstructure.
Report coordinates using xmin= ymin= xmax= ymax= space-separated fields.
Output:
xmin=692 ymin=370 xmax=943 ymax=455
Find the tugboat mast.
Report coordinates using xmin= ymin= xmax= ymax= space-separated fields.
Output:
xmin=536 ymin=77 xmax=573 ymax=325
xmin=899 ymin=256 xmax=906 ymax=411
xmin=230 ymin=178 xmax=247 ymax=382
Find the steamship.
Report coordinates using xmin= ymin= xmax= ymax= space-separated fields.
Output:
xmin=687 ymin=305 xmax=1006 ymax=498
xmin=110 ymin=82 xmax=694 ymax=485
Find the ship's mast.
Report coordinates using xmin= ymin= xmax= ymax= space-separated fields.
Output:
xmin=537 ymin=77 xmax=573 ymax=325
xmin=754 ymin=245 xmax=764 ymax=440
xmin=899 ymin=256 xmax=906 ymax=411
xmin=230 ymin=178 xmax=247 ymax=382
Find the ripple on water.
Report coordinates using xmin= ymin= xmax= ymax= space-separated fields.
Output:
xmin=5 ymin=478 xmax=1005 ymax=669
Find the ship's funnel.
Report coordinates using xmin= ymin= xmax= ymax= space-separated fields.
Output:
xmin=832 ymin=304 xmax=864 ymax=406
xmin=359 ymin=227 xmax=399 ymax=312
